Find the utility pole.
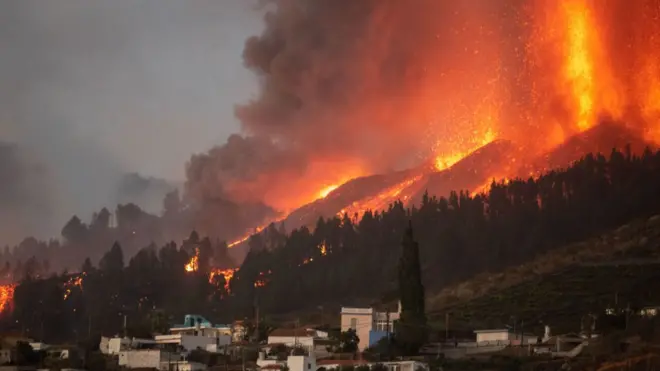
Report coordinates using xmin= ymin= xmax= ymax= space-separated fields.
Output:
xmin=445 ymin=313 xmax=449 ymax=342
xmin=255 ymin=300 xmax=260 ymax=342
xmin=385 ymin=310 xmax=391 ymax=361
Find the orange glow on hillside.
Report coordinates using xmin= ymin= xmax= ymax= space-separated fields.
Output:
xmin=0 ymin=284 xmax=16 ymax=313
xmin=319 ymin=185 xmax=339 ymax=199
xmin=339 ymin=174 xmax=425 ymax=219
xmin=221 ymin=0 xmax=660 ymax=249
xmin=471 ymin=176 xmax=511 ymax=198
xmin=434 ymin=128 xmax=497 ymax=171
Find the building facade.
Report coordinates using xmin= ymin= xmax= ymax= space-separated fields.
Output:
xmin=340 ymin=304 xmax=400 ymax=351
xmin=267 ymin=328 xmax=324 ymax=353
xmin=474 ymin=329 xmax=537 ymax=345
xmin=118 ymin=349 xmax=176 ymax=369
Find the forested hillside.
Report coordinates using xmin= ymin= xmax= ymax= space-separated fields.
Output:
xmin=3 ymin=146 xmax=660 ymax=343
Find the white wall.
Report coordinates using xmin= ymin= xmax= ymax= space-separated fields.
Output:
xmin=155 ymin=334 xmax=217 ymax=352
xmin=180 ymin=335 xmax=216 ymax=351
xmin=159 ymin=361 xmax=207 ymax=371
xmin=267 ymin=336 xmax=315 ymax=350
xmin=475 ymin=331 xmax=510 ymax=343
xmin=119 ymin=350 xmax=170 ymax=369
xmin=107 ymin=338 xmax=130 ymax=355
xmin=288 ymin=355 xmax=315 ymax=371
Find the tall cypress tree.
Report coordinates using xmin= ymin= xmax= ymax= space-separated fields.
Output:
xmin=396 ymin=221 xmax=427 ymax=354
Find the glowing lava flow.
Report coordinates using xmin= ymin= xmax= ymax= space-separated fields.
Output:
xmin=434 ymin=129 xmax=497 ymax=171
xmin=470 ymin=176 xmax=511 ymax=198
xmin=563 ymin=0 xmax=597 ymax=132
xmin=0 ymin=284 xmax=16 ymax=313
xmin=318 ymin=184 xmax=340 ymax=198
xmin=339 ymin=174 xmax=425 ymax=218
xmin=227 ymin=223 xmax=272 ymax=248
xmin=226 ymin=180 xmax=354 ymax=249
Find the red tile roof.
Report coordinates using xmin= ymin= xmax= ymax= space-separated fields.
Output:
xmin=261 ymin=365 xmax=285 ymax=370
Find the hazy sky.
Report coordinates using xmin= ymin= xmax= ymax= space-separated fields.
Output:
xmin=0 ymin=0 xmax=262 ymax=180
xmin=0 ymin=0 xmax=264 ymax=241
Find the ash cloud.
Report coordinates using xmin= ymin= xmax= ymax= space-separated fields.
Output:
xmin=186 ymin=0 xmax=531 ymax=236
xmin=188 ymin=0 xmax=660 ymax=241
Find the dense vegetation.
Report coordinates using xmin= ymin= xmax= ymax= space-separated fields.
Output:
xmin=3 ymin=146 xmax=660 ymax=344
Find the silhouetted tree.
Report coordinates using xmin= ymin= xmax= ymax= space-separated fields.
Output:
xmin=396 ymin=222 xmax=427 ymax=354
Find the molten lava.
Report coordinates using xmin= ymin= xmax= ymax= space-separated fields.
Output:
xmin=434 ymin=129 xmax=497 ymax=171
xmin=339 ymin=174 xmax=425 ymax=219
xmin=319 ymin=185 xmax=340 ymax=199
xmin=563 ymin=0 xmax=597 ymax=132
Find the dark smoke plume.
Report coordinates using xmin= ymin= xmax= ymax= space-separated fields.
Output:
xmin=185 ymin=0 xmax=525 ymax=238
xmin=186 ymin=0 xmax=660 ymax=241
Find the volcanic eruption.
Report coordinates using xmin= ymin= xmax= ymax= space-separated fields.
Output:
xmin=157 ymin=0 xmax=660 ymax=256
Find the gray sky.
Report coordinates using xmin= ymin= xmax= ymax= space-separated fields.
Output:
xmin=0 ymin=0 xmax=261 ymax=180
xmin=0 ymin=0 xmax=263 ymax=241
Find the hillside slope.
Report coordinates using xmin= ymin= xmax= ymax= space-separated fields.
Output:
xmin=428 ymin=214 xmax=660 ymax=332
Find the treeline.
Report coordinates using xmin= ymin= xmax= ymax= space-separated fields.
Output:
xmin=4 ymin=232 xmax=236 ymax=343
xmin=5 ymin=146 xmax=660 ymax=343
xmin=232 ymin=146 xmax=660 ymax=313
xmin=0 ymin=193 xmax=224 ymax=282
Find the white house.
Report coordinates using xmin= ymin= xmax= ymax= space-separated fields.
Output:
xmin=267 ymin=328 xmax=327 ymax=353
xmin=473 ymin=329 xmax=537 ymax=345
xmin=100 ymin=337 xmax=157 ymax=355
xmin=118 ymin=349 xmax=178 ymax=369
xmin=168 ymin=314 xmax=232 ymax=347
xmin=258 ymin=354 xmax=316 ymax=371
xmin=154 ymin=333 xmax=228 ymax=353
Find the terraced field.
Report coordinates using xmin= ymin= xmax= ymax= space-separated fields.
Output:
xmin=432 ymin=261 xmax=660 ymax=334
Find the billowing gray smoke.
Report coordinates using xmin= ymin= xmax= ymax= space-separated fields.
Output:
xmin=0 ymin=1 xmax=260 ymax=245
xmin=0 ymin=144 xmax=54 ymax=245
xmin=185 ymin=0 xmax=526 ymax=238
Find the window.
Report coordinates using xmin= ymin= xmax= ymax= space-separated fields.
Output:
xmin=350 ymin=318 xmax=358 ymax=330
xmin=376 ymin=320 xmax=393 ymax=332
